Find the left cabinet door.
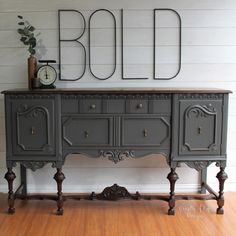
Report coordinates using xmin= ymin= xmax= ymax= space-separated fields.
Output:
xmin=8 ymin=97 xmax=56 ymax=158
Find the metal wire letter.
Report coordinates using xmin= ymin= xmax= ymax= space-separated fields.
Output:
xmin=121 ymin=9 xmax=148 ymax=80
xmin=88 ymin=9 xmax=117 ymax=80
xmin=153 ymin=9 xmax=182 ymax=80
xmin=58 ymin=10 xmax=86 ymax=81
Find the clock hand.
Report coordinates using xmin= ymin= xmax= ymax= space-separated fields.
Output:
xmin=45 ymin=67 xmax=48 ymax=80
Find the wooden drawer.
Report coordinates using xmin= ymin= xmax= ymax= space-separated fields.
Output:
xmin=61 ymin=98 xmax=78 ymax=113
xmin=121 ymin=116 xmax=170 ymax=147
xmin=152 ymin=99 xmax=171 ymax=114
xmin=80 ymin=99 xmax=102 ymax=113
xmin=126 ymin=100 xmax=148 ymax=113
xmin=105 ymin=99 xmax=126 ymax=113
xmin=62 ymin=116 xmax=113 ymax=147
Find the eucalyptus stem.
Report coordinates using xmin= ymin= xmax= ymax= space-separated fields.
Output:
xmin=17 ymin=15 xmax=38 ymax=55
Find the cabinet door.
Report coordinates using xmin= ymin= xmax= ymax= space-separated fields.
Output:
xmin=179 ymin=100 xmax=222 ymax=155
xmin=11 ymin=99 xmax=55 ymax=156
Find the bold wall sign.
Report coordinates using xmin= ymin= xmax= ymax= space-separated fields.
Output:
xmin=58 ymin=9 xmax=182 ymax=81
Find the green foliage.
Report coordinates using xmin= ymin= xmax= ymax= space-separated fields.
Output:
xmin=17 ymin=15 xmax=38 ymax=55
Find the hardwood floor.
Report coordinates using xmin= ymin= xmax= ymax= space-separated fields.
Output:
xmin=0 ymin=192 xmax=235 ymax=236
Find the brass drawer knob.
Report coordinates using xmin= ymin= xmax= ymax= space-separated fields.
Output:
xmin=137 ymin=103 xmax=143 ymax=109
xmin=90 ymin=104 xmax=96 ymax=110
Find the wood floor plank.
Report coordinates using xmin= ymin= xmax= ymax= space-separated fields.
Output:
xmin=0 ymin=192 xmax=236 ymax=236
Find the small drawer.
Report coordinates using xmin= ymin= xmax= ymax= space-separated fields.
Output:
xmin=80 ymin=99 xmax=102 ymax=113
xmin=126 ymin=100 xmax=148 ymax=113
xmin=62 ymin=99 xmax=79 ymax=113
xmin=152 ymin=99 xmax=171 ymax=114
xmin=106 ymin=99 xmax=125 ymax=113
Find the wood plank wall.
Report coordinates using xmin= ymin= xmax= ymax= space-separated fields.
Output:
xmin=0 ymin=0 xmax=235 ymax=193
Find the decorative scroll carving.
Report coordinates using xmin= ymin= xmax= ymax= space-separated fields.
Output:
xmin=20 ymin=161 xmax=48 ymax=171
xmin=184 ymin=161 xmax=214 ymax=171
xmin=185 ymin=104 xmax=216 ymax=118
xmin=9 ymin=161 xmax=18 ymax=168
xmin=215 ymin=161 xmax=226 ymax=168
xmin=100 ymin=150 xmax=134 ymax=164
xmin=90 ymin=184 xmax=140 ymax=201
xmin=12 ymin=161 xmax=57 ymax=171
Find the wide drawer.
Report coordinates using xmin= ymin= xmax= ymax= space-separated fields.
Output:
xmin=121 ymin=116 xmax=171 ymax=147
xmin=62 ymin=116 xmax=113 ymax=147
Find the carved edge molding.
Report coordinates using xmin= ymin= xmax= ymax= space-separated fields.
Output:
xmin=10 ymin=94 xmax=55 ymax=99
xmin=61 ymin=94 xmax=171 ymax=100
xmin=179 ymin=94 xmax=223 ymax=99
xmin=100 ymin=150 xmax=135 ymax=164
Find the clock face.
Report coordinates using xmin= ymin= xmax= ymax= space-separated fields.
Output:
xmin=38 ymin=65 xmax=57 ymax=85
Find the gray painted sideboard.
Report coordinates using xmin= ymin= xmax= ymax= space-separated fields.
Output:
xmin=1 ymin=88 xmax=231 ymax=215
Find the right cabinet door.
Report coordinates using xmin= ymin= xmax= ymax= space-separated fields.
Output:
xmin=179 ymin=99 xmax=222 ymax=155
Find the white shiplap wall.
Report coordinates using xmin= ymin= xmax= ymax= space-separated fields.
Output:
xmin=0 ymin=0 xmax=236 ymax=193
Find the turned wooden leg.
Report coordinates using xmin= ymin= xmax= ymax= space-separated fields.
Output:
xmin=54 ymin=168 xmax=65 ymax=215
xmin=216 ymin=167 xmax=228 ymax=214
xmin=167 ymin=168 xmax=179 ymax=215
xmin=4 ymin=168 xmax=16 ymax=214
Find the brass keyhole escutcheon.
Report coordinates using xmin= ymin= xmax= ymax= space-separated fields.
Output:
xmin=143 ymin=129 xmax=148 ymax=137
xmin=198 ymin=127 xmax=203 ymax=134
